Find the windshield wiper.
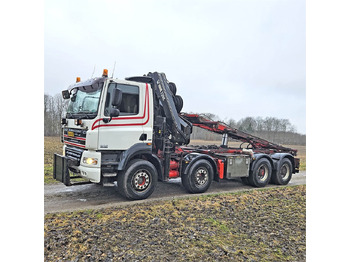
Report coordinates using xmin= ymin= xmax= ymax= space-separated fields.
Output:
xmin=66 ymin=112 xmax=97 ymax=119
xmin=77 ymin=112 xmax=97 ymax=119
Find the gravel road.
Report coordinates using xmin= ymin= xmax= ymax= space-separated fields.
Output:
xmin=45 ymin=171 xmax=305 ymax=214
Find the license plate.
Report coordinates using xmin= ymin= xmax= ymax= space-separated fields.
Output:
xmin=68 ymin=131 xmax=74 ymax=137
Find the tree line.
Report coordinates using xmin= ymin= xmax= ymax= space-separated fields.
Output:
xmin=44 ymin=93 xmax=69 ymax=136
xmin=44 ymin=94 xmax=305 ymax=145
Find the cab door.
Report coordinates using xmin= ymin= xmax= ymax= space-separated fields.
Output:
xmin=93 ymin=81 xmax=151 ymax=150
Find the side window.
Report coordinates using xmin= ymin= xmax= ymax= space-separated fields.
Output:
xmin=105 ymin=83 xmax=139 ymax=116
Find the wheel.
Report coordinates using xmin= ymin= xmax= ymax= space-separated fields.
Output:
xmin=174 ymin=95 xmax=183 ymax=113
xmin=182 ymin=159 xmax=214 ymax=193
xmin=272 ymin=158 xmax=292 ymax=185
xmin=169 ymin=82 xmax=177 ymax=95
xmin=248 ymin=158 xmax=272 ymax=187
xmin=117 ymin=159 xmax=157 ymax=200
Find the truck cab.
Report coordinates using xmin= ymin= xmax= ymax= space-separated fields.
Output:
xmin=55 ymin=70 xmax=154 ymax=186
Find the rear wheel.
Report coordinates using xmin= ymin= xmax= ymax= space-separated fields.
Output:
xmin=182 ymin=159 xmax=214 ymax=193
xmin=117 ymin=159 xmax=157 ymax=200
xmin=248 ymin=158 xmax=272 ymax=187
xmin=272 ymin=158 xmax=292 ymax=185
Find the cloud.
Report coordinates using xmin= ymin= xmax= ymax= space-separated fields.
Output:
xmin=45 ymin=0 xmax=305 ymax=133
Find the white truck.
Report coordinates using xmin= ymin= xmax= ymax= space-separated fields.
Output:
xmin=54 ymin=69 xmax=299 ymax=200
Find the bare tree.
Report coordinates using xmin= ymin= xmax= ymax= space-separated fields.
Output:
xmin=44 ymin=93 xmax=69 ymax=136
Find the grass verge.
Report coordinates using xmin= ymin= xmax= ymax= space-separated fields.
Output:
xmin=44 ymin=136 xmax=63 ymax=184
xmin=45 ymin=185 xmax=306 ymax=261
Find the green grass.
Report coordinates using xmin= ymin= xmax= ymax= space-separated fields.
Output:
xmin=44 ymin=136 xmax=63 ymax=184
xmin=45 ymin=185 xmax=306 ymax=261
xmin=44 ymin=165 xmax=57 ymax=184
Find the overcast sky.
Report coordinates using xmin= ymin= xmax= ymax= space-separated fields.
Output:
xmin=45 ymin=0 xmax=305 ymax=134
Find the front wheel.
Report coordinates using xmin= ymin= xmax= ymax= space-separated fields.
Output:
xmin=117 ymin=159 xmax=157 ymax=200
xmin=182 ymin=159 xmax=214 ymax=193
xmin=248 ymin=158 xmax=272 ymax=187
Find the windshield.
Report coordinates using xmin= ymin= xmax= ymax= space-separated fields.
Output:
xmin=66 ymin=88 xmax=102 ymax=118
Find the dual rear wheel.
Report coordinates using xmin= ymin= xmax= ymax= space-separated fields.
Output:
xmin=242 ymin=158 xmax=293 ymax=187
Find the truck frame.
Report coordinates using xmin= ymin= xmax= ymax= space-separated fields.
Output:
xmin=53 ymin=70 xmax=299 ymax=200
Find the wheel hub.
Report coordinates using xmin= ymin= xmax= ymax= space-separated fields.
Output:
xmin=132 ymin=170 xmax=150 ymax=191
xmin=195 ymin=168 xmax=208 ymax=186
xmin=280 ymin=164 xmax=290 ymax=180
xmin=258 ymin=165 xmax=268 ymax=181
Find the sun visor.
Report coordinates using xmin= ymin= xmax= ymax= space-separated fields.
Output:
xmin=68 ymin=77 xmax=104 ymax=93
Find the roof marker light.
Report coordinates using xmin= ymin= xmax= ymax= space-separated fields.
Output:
xmin=76 ymin=77 xmax=81 ymax=82
xmin=102 ymin=69 xmax=108 ymax=77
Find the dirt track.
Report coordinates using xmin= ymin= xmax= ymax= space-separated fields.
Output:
xmin=44 ymin=171 xmax=305 ymax=214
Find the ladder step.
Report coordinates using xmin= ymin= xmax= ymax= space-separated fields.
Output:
xmin=103 ymin=173 xmax=117 ymax=177
xmin=102 ymin=182 xmax=115 ymax=187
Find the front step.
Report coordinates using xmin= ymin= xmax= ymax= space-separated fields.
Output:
xmin=102 ymin=175 xmax=116 ymax=187
xmin=102 ymin=182 xmax=115 ymax=187
xmin=103 ymin=173 xmax=117 ymax=177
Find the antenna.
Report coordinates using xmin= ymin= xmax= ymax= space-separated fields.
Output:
xmin=112 ymin=61 xmax=116 ymax=78
xmin=91 ymin=65 xmax=96 ymax=78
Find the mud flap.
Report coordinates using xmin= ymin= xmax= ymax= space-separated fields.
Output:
xmin=53 ymin=154 xmax=71 ymax=186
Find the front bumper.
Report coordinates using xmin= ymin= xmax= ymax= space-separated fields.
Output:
xmin=53 ymin=151 xmax=101 ymax=185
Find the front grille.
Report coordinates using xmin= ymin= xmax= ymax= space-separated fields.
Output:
xmin=65 ymin=146 xmax=85 ymax=162
xmin=63 ymin=128 xmax=86 ymax=148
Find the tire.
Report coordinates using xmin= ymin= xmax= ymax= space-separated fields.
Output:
xmin=272 ymin=158 xmax=292 ymax=185
xmin=169 ymin=82 xmax=177 ymax=95
xmin=248 ymin=158 xmax=272 ymax=187
xmin=117 ymin=159 xmax=157 ymax=200
xmin=174 ymin=95 xmax=183 ymax=113
xmin=182 ymin=159 xmax=214 ymax=193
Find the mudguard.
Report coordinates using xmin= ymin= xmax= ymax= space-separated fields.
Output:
xmin=118 ymin=143 xmax=152 ymax=170
xmin=270 ymin=153 xmax=296 ymax=173
xmin=250 ymin=153 xmax=274 ymax=172
xmin=182 ymin=153 xmax=218 ymax=177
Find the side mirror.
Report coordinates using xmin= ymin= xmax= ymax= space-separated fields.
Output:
xmin=62 ymin=90 xmax=70 ymax=99
xmin=111 ymin=88 xmax=122 ymax=107
xmin=103 ymin=108 xmax=120 ymax=123
xmin=110 ymin=108 xmax=120 ymax=117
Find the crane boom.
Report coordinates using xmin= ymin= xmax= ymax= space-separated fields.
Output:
xmin=181 ymin=113 xmax=297 ymax=156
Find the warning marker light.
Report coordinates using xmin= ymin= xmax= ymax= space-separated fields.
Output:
xmin=76 ymin=77 xmax=81 ymax=82
xmin=102 ymin=69 xmax=108 ymax=77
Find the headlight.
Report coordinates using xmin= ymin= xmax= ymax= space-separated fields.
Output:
xmin=83 ymin=157 xmax=98 ymax=165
